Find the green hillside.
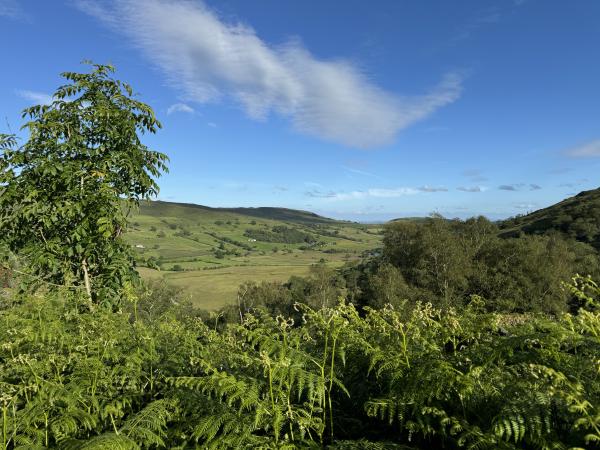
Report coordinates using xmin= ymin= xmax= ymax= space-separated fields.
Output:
xmin=389 ymin=216 xmax=430 ymax=223
xmin=499 ymin=187 xmax=600 ymax=249
xmin=139 ymin=200 xmax=339 ymax=223
xmin=127 ymin=200 xmax=382 ymax=309
xmin=220 ymin=206 xmax=340 ymax=223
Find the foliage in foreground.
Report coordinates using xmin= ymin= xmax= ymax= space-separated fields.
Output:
xmin=1 ymin=277 xmax=599 ymax=449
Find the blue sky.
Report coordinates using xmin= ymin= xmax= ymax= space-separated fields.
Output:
xmin=1 ymin=0 xmax=599 ymax=221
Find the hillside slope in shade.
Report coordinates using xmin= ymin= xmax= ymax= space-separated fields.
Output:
xmin=499 ymin=188 xmax=600 ymax=250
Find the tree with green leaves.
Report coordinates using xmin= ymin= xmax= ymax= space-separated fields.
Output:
xmin=0 ymin=63 xmax=168 ymax=308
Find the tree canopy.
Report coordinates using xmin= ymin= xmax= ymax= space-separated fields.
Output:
xmin=0 ymin=63 xmax=168 ymax=307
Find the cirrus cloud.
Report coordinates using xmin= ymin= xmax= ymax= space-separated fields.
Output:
xmin=565 ymin=139 xmax=600 ymax=158
xmin=75 ymin=0 xmax=464 ymax=148
xmin=15 ymin=89 xmax=53 ymax=105
xmin=306 ymin=187 xmax=419 ymax=201
xmin=418 ymin=185 xmax=448 ymax=192
xmin=498 ymin=184 xmax=519 ymax=191
xmin=457 ymin=186 xmax=486 ymax=193
xmin=167 ymin=102 xmax=195 ymax=115
xmin=0 ymin=0 xmax=29 ymax=21
xmin=498 ymin=183 xmax=542 ymax=192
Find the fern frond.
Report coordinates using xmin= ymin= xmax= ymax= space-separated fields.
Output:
xmin=120 ymin=399 xmax=174 ymax=447
xmin=78 ymin=432 xmax=138 ymax=449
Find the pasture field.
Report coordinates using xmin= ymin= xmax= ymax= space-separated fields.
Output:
xmin=128 ymin=201 xmax=382 ymax=309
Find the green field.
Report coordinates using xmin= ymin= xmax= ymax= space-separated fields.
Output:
xmin=128 ymin=201 xmax=382 ymax=309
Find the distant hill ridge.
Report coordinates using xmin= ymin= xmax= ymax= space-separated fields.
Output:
xmin=139 ymin=200 xmax=342 ymax=224
xmin=499 ymin=187 xmax=600 ymax=250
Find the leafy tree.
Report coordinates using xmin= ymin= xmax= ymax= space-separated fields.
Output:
xmin=381 ymin=215 xmax=598 ymax=313
xmin=229 ymin=280 xmax=294 ymax=321
xmin=0 ymin=63 xmax=168 ymax=307
xmin=384 ymin=216 xmax=473 ymax=306
xmin=367 ymin=263 xmax=412 ymax=310
xmin=470 ymin=234 xmax=578 ymax=313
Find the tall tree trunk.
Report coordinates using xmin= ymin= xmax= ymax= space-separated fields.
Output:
xmin=82 ymin=258 xmax=92 ymax=302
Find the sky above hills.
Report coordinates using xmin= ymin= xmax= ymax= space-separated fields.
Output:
xmin=1 ymin=0 xmax=599 ymax=221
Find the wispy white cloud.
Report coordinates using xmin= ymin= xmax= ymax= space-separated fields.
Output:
xmin=0 ymin=0 xmax=29 ymax=20
xmin=498 ymin=183 xmax=525 ymax=191
xmin=75 ymin=0 xmax=464 ymax=148
xmin=167 ymin=102 xmax=195 ymax=115
xmin=565 ymin=139 xmax=600 ymax=158
xmin=418 ymin=185 xmax=448 ymax=192
xmin=15 ymin=89 xmax=53 ymax=105
xmin=306 ymin=187 xmax=419 ymax=201
xmin=358 ymin=188 xmax=419 ymax=199
xmin=305 ymin=184 xmax=449 ymax=200
xmin=457 ymin=186 xmax=486 ymax=193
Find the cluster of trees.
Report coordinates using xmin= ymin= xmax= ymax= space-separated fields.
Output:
xmin=1 ymin=64 xmax=600 ymax=448
xmin=354 ymin=215 xmax=599 ymax=314
xmin=244 ymin=225 xmax=317 ymax=245
xmin=304 ymin=224 xmax=360 ymax=242
xmin=236 ymin=215 xmax=599 ymax=317
xmin=214 ymin=219 xmax=239 ymax=227
xmin=205 ymin=232 xmax=254 ymax=251
xmin=226 ymin=264 xmax=346 ymax=322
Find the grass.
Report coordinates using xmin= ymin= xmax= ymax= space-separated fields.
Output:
xmin=128 ymin=200 xmax=383 ymax=309
xmin=139 ymin=265 xmax=318 ymax=310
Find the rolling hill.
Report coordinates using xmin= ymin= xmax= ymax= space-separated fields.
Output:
xmin=127 ymin=200 xmax=382 ymax=309
xmin=138 ymin=201 xmax=341 ymax=224
xmin=499 ymin=187 xmax=600 ymax=250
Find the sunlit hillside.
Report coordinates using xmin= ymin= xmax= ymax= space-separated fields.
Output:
xmin=126 ymin=200 xmax=383 ymax=308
